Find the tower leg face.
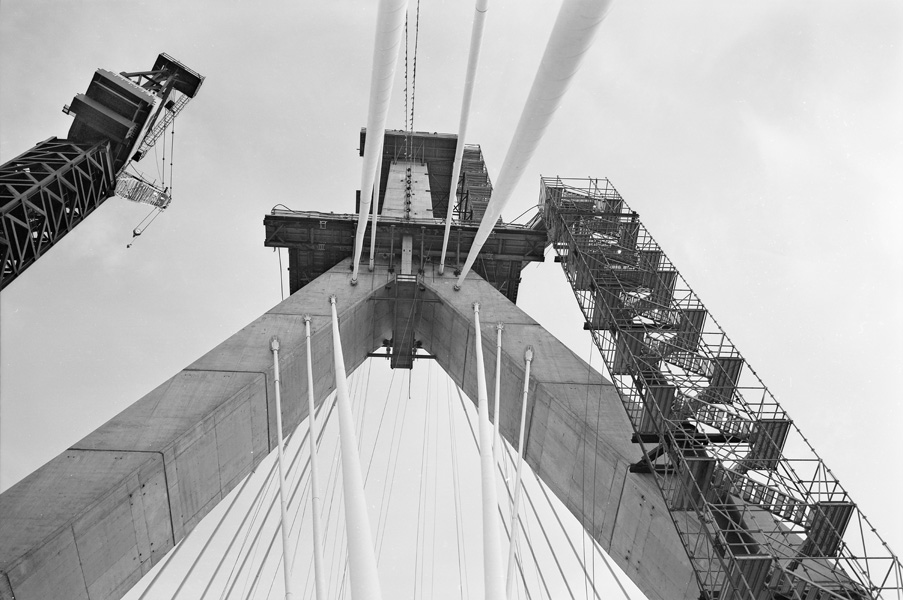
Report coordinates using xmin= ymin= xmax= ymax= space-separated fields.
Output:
xmin=0 ymin=260 xmax=700 ymax=600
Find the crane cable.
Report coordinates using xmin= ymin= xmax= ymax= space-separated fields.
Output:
xmin=127 ymin=115 xmax=175 ymax=248
xmin=403 ymin=0 xmax=421 ymax=159
xmin=403 ymin=14 xmax=409 ymax=152
xmin=169 ymin=114 xmax=176 ymax=198
xmin=126 ymin=206 xmax=163 ymax=248
xmin=410 ymin=0 xmax=421 ymax=137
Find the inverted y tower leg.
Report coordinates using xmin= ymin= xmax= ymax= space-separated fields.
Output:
xmin=0 ymin=260 xmax=700 ymax=600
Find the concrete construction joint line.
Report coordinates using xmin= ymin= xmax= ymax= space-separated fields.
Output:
xmin=62 ymin=447 xmax=177 ymax=560
xmin=179 ymin=367 xmax=274 ymax=451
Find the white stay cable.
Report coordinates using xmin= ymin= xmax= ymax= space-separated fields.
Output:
xmin=303 ymin=316 xmax=327 ymax=600
xmin=455 ymin=0 xmax=616 ymax=290
xmin=473 ymin=302 xmax=506 ymax=600
xmin=437 ymin=0 xmax=490 ymax=275
xmin=270 ymin=337 xmax=295 ymax=600
xmin=329 ymin=295 xmax=384 ymax=600
xmin=493 ymin=323 xmax=503 ymax=462
xmin=506 ymin=345 xmax=534 ymax=599
xmin=367 ymin=138 xmax=384 ymax=273
xmin=352 ymin=0 xmax=410 ymax=284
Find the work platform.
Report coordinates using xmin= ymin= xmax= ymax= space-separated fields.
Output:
xmin=264 ymin=129 xmax=548 ymax=304
xmin=264 ymin=210 xmax=546 ymax=303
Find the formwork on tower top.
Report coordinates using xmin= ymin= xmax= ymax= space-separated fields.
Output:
xmin=264 ymin=129 xmax=548 ymax=303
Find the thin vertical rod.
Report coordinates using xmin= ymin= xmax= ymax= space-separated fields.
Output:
xmin=303 ymin=317 xmax=326 ymax=600
xmin=368 ymin=140 xmax=384 ymax=272
xmin=329 ymin=295 xmax=383 ymax=600
xmin=352 ymin=0 xmax=410 ymax=284
xmin=438 ymin=0 xmax=490 ymax=275
xmin=505 ymin=345 xmax=534 ymax=599
xmin=473 ymin=302 xmax=505 ymax=600
xmin=419 ymin=226 xmax=426 ymax=274
xmin=270 ymin=336 xmax=295 ymax=600
xmin=389 ymin=225 xmax=396 ymax=272
xmin=493 ymin=323 xmax=503 ymax=458
xmin=455 ymin=0 xmax=616 ymax=289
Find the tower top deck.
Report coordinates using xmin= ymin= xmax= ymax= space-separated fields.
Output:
xmin=264 ymin=129 xmax=548 ymax=303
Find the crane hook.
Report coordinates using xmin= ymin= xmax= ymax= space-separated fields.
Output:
xmin=126 ymin=227 xmax=142 ymax=249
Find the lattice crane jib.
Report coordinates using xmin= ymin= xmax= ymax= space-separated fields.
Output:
xmin=542 ymin=176 xmax=902 ymax=600
xmin=0 ymin=53 xmax=203 ymax=292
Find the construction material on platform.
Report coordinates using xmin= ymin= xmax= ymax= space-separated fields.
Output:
xmin=114 ymin=173 xmax=170 ymax=208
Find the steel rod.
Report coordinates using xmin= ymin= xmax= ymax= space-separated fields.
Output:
xmin=270 ymin=336 xmax=295 ymax=599
xmin=506 ymin=345 xmax=534 ymax=599
xmin=303 ymin=317 xmax=327 ymax=600
xmin=494 ymin=322 xmax=503 ymax=460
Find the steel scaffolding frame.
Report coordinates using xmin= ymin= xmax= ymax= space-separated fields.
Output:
xmin=542 ymin=176 xmax=902 ymax=600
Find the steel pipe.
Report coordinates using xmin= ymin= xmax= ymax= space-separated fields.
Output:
xmin=270 ymin=336 xmax=295 ymax=599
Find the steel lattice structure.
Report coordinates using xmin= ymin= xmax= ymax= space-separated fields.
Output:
xmin=0 ymin=138 xmax=115 ymax=291
xmin=0 ymin=54 xmax=203 ymax=293
xmin=542 ymin=176 xmax=902 ymax=600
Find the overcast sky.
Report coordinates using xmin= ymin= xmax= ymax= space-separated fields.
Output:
xmin=1 ymin=1 xmax=901 ymax=597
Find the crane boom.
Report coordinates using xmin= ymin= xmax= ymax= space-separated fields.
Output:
xmin=0 ymin=53 xmax=203 ymax=292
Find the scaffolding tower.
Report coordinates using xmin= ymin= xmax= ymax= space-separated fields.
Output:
xmin=542 ymin=176 xmax=902 ymax=600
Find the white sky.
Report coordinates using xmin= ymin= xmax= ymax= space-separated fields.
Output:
xmin=1 ymin=0 xmax=902 ymax=597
